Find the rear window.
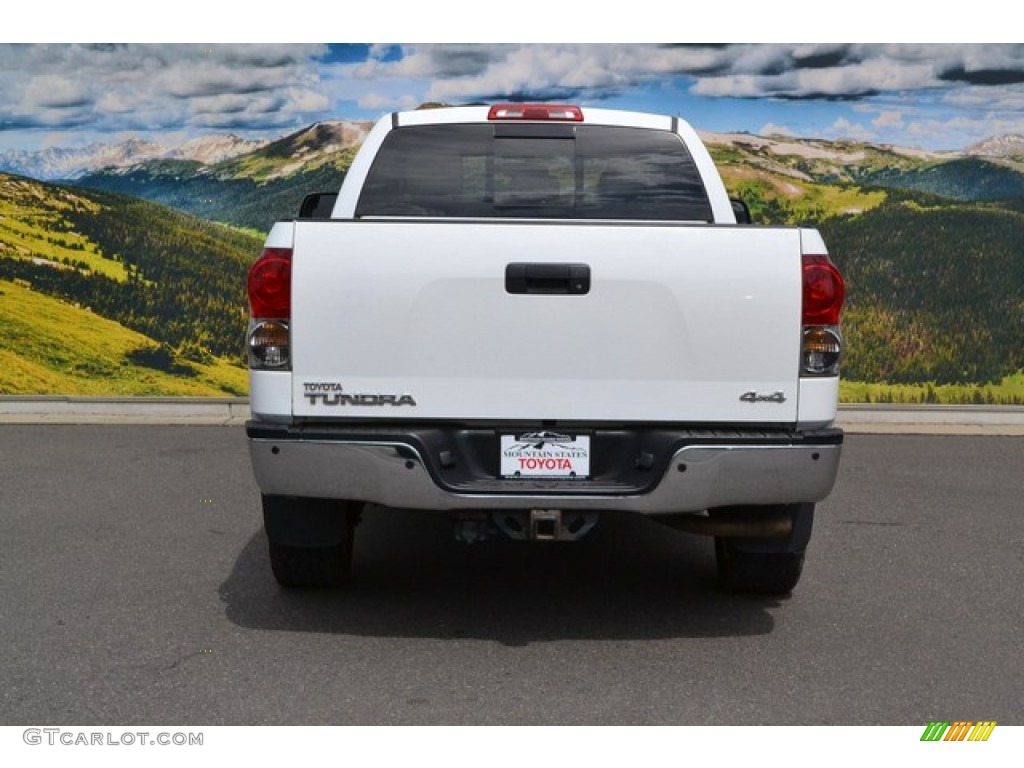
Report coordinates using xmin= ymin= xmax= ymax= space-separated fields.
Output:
xmin=355 ymin=123 xmax=712 ymax=221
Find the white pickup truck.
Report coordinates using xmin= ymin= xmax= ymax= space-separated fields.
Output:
xmin=245 ymin=103 xmax=845 ymax=595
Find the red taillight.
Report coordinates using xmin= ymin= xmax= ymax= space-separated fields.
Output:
xmin=488 ymin=103 xmax=584 ymax=121
xmin=247 ymin=247 xmax=292 ymax=318
xmin=802 ymin=254 xmax=845 ymax=325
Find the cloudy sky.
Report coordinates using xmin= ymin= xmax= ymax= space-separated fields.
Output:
xmin=2 ymin=42 xmax=1023 ymax=152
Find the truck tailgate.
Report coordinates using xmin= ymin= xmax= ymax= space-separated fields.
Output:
xmin=290 ymin=220 xmax=803 ymax=424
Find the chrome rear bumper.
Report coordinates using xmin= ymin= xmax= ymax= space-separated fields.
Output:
xmin=247 ymin=423 xmax=842 ymax=514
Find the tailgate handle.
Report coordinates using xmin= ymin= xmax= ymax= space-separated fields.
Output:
xmin=505 ymin=263 xmax=590 ymax=295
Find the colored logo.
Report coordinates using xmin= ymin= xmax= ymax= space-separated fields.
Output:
xmin=921 ymin=721 xmax=997 ymax=742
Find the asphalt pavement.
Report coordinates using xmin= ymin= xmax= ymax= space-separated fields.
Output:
xmin=1 ymin=425 xmax=1021 ymax=724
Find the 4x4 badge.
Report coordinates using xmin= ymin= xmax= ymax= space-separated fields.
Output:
xmin=740 ymin=391 xmax=787 ymax=404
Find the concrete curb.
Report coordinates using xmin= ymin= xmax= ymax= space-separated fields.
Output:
xmin=0 ymin=396 xmax=250 ymax=426
xmin=2 ymin=397 xmax=1024 ymax=434
xmin=837 ymin=404 xmax=1024 ymax=435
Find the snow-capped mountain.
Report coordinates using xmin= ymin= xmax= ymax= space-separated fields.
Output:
xmin=6 ymin=121 xmax=1024 ymax=184
xmin=965 ymin=134 xmax=1024 ymax=157
xmin=0 ymin=139 xmax=163 ymax=180
xmin=0 ymin=134 xmax=267 ymax=180
xmin=170 ymin=134 xmax=268 ymax=165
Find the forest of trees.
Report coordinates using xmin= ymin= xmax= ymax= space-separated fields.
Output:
xmin=821 ymin=201 xmax=1024 ymax=383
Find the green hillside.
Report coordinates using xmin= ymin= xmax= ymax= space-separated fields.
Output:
xmin=0 ymin=173 xmax=259 ymax=395
xmin=0 ymin=176 xmax=130 ymax=281
xmin=0 ymin=279 xmax=246 ymax=395
xmin=716 ymin=162 xmax=887 ymax=224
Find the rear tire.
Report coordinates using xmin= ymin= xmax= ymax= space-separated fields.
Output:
xmin=715 ymin=539 xmax=806 ymax=595
xmin=262 ymin=495 xmax=359 ymax=588
xmin=269 ymin=542 xmax=353 ymax=588
xmin=713 ymin=503 xmax=813 ymax=596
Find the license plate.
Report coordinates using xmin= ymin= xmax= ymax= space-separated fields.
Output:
xmin=500 ymin=432 xmax=590 ymax=479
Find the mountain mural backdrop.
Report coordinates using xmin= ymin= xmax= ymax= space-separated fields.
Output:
xmin=1 ymin=119 xmax=1023 ymax=402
